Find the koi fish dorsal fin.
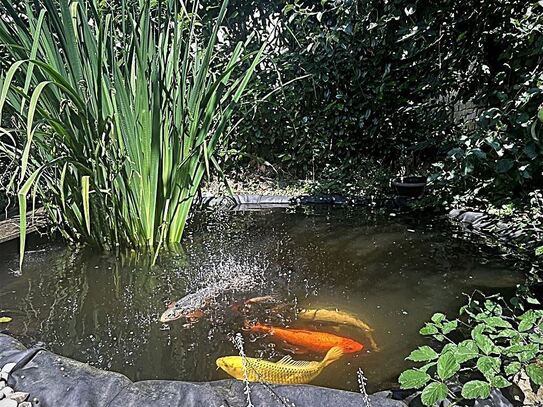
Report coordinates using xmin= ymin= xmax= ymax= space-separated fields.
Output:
xmin=277 ymin=355 xmax=294 ymax=364
xmin=276 ymin=355 xmax=316 ymax=367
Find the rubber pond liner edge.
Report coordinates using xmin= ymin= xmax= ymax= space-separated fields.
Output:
xmin=196 ymin=193 xmax=415 ymax=209
xmin=0 ymin=194 xmax=423 ymax=245
xmin=0 ymin=333 xmax=407 ymax=407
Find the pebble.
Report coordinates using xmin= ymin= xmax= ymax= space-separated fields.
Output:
xmin=0 ymin=364 xmax=15 ymax=376
xmin=8 ymin=392 xmax=29 ymax=403
xmin=19 ymin=403 xmax=32 ymax=407
xmin=0 ymin=398 xmax=17 ymax=407
xmin=0 ymin=365 xmax=14 ymax=374
xmin=0 ymin=388 xmax=13 ymax=398
xmin=0 ymin=382 xmax=4 ymax=391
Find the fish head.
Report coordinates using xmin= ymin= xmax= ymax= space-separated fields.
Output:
xmin=341 ymin=339 xmax=364 ymax=353
xmin=216 ymin=356 xmax=245 ymax=380
xmin=159 ymin=307 xmax=184 ymax=323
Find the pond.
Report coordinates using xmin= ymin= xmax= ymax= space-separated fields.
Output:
xmin=0 ymin=206 xmax=522 ymax=393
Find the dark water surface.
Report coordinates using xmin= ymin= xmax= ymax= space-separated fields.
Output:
xmin=0 ymin=207 xmax=521 ymax=392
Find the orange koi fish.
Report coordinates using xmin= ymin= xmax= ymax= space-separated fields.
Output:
xmin=248 ymin=323 xmax=363 ymax=354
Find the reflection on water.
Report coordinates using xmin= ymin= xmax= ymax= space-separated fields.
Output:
xmin=0 ymin=207 xmax=522 ymax=392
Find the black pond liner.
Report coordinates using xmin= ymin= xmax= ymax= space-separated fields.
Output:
xmin=196 ymin=193 xmax=414 ymax=211
xmin=0 ymin=334 xmax=406 ymax=407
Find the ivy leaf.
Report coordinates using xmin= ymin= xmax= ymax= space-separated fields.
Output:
xmin=461 ymin=380 xmax=491 ymax=400
xmin=476 ymin=356 xmax=501 ymax=380
xmin=407 ymin=346 xmax=439 ymax=362
xmin=421 ymin=382 xmax=448 ymax=407
xmin=437 ymin=351 xmax=460 ymax=380
xmin=398 ymin=369 xmax=431 ymax=389
xmin=455 ymin=340 xmax=479 ymax=363
xmin=526 ymin=364 xmax=543 ymax=386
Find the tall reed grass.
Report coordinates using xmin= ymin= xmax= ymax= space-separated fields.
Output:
xmin=0 ymin=0 xmax=263 ymax=267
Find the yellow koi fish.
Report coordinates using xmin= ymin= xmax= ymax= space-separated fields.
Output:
xmin=216 ymin=346 xmax=343 ymax=384
xmin=298 ymin=308 xmax=380 ymax=351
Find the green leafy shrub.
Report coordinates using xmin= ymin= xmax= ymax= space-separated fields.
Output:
xmin=216 ymin=0 xmax=543 ymax=203
xmin=399 ymin=294 xmax=543 ymax=406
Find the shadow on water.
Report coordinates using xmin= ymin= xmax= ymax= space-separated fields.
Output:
xmin=0 ymin=207 xmax=523 ymax=392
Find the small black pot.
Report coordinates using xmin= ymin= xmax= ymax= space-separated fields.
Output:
xmin=391 ymin=176 xmax=427 ymax=198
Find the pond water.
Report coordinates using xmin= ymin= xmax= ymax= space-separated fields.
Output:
xmin=0 ymin=207 xmax=522 ymax=393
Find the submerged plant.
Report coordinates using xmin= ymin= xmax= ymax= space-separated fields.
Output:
xmin=0 ymin=0 xmax=263 ymax=266
xmin=399 ymin=293 xmax=543 ymax=406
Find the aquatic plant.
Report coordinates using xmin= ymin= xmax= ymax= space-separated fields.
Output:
xmin=0 ymin=0 xmax=263 ymax=266
xmin=399 ymin=292 xmax=543 ymax=406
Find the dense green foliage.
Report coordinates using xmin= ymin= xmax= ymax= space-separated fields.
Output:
xmin=1 ymin=0 xmax=541 ymax=252
xmin=218 ymin=0 xmax=543 ymax=203
xmin=399 ymin=293 xmax=543 ymax=406
xmin=0 ymin=0 xmax=262 ymax=264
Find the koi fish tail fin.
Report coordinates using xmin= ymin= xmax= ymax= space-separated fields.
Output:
xmin=322 ymin=346 xmax=344 ymax=366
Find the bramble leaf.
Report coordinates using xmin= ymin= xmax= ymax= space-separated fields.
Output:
xmin=455 ymin=340 xmax=479 ymax=363
xmin=420 ymin=323 xmax=439 ymax=335
xmin=481 ymin=316 xmax=512 ymax=329
xmin=504 ymin=361 xmax=521 ymax=376
xmin=490 ymin=375 xmax=511 ymax=389
xmin=518 ymin=310 xmax=537 ymax=332
xmin=461 ymin=380 xmax=491 ymax=400
xmin=407 ymin=346 xmax=439 ymax=362
xmin=476 ymin=356 xmax=501 ymax=380
xmin=421 ymin=382 xmax=448 ymax=407
xmin=442 ymin=320 xmax=458 ymax=334
xmin=473 ymin=332 xmax=495 ymax=355
xmin=526 ymin=364 xmax=543 ymax=386
xmin=437 ymin=351 xmax=460 ymax=380
xmin=399 ymin=369 xmax=431 ymax=389
xmin=431 ymin=313 xmax=447 ymax=324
